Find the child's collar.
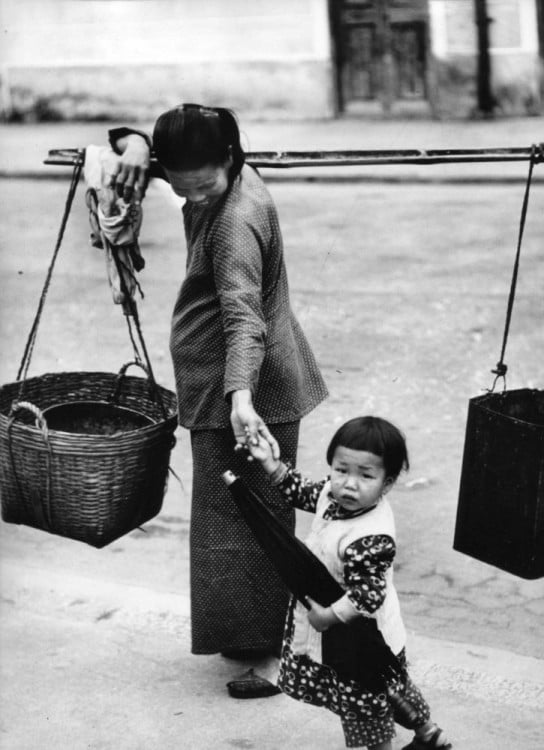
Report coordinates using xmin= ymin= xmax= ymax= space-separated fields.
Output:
xmin=324 ymin=492 xmax=379 ymax=520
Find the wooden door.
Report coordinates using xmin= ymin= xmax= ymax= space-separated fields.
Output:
xmin=334 ymin=0 xmax=430 ymax=112
xmin=391 ymin=21 xmax=426 ymax=99
xmin=342 ymin=24 xmax=377 ymax=101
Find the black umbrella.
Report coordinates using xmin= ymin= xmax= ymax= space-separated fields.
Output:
xmin=222 ymin=470 xmax=415 ymax=712
xmin=223 ymin=470 xmax=344 ymax=607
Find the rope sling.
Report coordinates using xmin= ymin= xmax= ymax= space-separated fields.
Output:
xmin=14 ymin=151 xmax=166 ymax=417
xmin=0 ymin=153 xmax=178 ymax=547
xmin=453 ymin=145 xmax=544 ymax=579
xmin=489 ymin=144 xmax=537 ymax=391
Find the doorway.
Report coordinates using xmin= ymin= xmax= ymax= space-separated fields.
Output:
xmin=331 ymin=0 xmax=433 ymax=115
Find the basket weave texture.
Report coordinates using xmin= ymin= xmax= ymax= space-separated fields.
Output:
xmin=0 ymin=369 xmax=178 ymax=548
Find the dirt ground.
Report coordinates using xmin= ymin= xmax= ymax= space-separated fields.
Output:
xmin=1 ymin=174 xmax=543 ymax=663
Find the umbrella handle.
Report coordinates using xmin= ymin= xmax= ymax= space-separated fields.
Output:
xmin=222 ymin=470 xmax=237 ymax=486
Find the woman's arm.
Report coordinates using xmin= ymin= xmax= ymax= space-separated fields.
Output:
xmin=105 ymin=127 xmax=152 ymax=202
xmin=213 ymin=213 xmax=266 ymax=397
xmin=210 ymin=208 xmax=279 ymax=454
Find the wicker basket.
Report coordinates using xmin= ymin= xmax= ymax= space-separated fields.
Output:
xmin=0 ymin=363 xmax=178 ymax=547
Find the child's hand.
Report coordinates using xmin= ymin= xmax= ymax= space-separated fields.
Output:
xmin=245 ymin=427 xmax=277 ymax=472
xmin=306 ymin=597 xmax=340 ymax=632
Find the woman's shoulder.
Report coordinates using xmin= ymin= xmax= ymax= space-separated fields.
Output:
xmin=239 ymin=163 xmax=267 ymax=191
xmin=215 ymin=165 xmax=277 ymax=232
xmin=233 ymin=165 xmax=275 ymax=211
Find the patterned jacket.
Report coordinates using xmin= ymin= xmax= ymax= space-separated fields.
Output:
xmin=170 ymin=164 xmax=328 ymax=429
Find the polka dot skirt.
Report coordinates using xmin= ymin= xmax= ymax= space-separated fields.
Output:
xmin=190 ymin=422 xmax=299 ymax=654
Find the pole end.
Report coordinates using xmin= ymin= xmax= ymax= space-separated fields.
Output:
xmin=222 ymin=470 xmax=238 ymax=486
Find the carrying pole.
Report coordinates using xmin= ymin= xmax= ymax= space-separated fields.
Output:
xmin=45 ymin=145 xmax=544 ymax=173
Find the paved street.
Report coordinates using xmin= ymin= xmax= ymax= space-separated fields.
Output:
xmin=1 ymin=118 xmax=544 ymax=748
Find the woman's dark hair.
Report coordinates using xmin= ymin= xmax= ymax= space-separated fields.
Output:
xmin=152 ymin=103 xmax=245 ymax=181
xmin=326 ymin=416 xmax=409 ymax=480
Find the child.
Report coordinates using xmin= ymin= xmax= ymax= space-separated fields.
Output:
xmin=246 ymin=416 xmax=451 ymax=750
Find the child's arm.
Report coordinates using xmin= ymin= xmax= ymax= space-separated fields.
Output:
xmin=305 ymin=597 xmax=342 ymax=631
xmin=246 ymin=428 xmax=325 ymax=512
xmin=244 ymin=426 xmax=281 ymax=474
xmin=330 ymin=535 xmax=396 ymax=624
xmin=303 ymin=536 xmax=395 ymax=632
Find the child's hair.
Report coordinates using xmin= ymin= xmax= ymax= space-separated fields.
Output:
xmin=152 ymin=103 xmax=245 ymax=180
xmin=326 ymin=416 xmax=409 ymax=480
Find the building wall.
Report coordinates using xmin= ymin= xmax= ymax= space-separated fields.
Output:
xmin=0 ymin=0 xmax=335 ymax=121
xmin=429 ymin=0 xmax=541 ymax=116
xmin=0 ymin=0 xmax=541 ymax=121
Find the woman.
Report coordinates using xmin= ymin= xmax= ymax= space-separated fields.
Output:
xmin=106 ymin=104 xmax=328 ymax=696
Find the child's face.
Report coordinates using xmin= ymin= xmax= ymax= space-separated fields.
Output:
xmin=330 ymin=446 xmax=394 ymax=513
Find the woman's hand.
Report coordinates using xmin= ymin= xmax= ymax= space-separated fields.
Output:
xmin=230 ymin=389 xmax=280 ymax=464
xmin=306 ymin=597 xmax=340 ymax=632
xmin=105 ymin=134 xmax=151 ymax=203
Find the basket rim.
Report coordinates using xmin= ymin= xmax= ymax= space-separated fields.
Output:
xmin=0 ymin=369 xmax=177 ymax=391
xmin=0 ymin=411 xmax=177 ymax=441
xmin=471 ymin=387 xmax=544 ymax=429
xmin=0 ymin=370 xmax=178 ymax=442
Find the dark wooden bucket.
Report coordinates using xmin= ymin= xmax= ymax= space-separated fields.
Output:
xmin=453 ymin=388 xmax=544 ymax=579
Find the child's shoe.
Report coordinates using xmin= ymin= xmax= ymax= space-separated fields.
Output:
xmin=402 ymin=724 xmax=452 ymax=749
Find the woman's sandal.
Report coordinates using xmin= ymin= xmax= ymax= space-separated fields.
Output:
xmin=402 ymin=726 xmax=452 ymax=749
xmin=226 ymin=668 xmax=281 ymax=699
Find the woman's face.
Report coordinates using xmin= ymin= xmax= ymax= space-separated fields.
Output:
xmin=165 ymin=157 xmax=233 ymax=207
